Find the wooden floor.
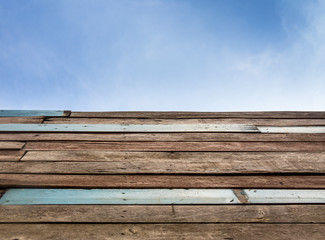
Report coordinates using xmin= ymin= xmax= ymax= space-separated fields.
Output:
xmin=0 ymin=110 xmax=325 ymax=239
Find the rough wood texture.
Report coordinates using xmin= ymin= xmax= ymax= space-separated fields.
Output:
xmin=70 ymin=111 xmax=325 ymax=119
xmin=0 ymin=142 xmax=25 ymax=150
xmin=0 ymin=224 xmax=324 ymax=240
xmin=0 ymin=110 xmax=70 ymax=117
xmin=1 ymin=174 xmax=325 ymax=188
xmin=44 ymin=117 xmax=325 ymax=126
xmin=1 ymin=205 xmax=324 ymax=223
xmin=0 ymin=117 xmax=44 ymax=124
xmin=2 ymin=132 xmax=325 ymax=142
xmin=19 ymin=151 xmax=325 ymax=174
xmin=24 ymin=141 xmax=325 ymax=151
xmin=0 ymin=150 xmax=25 ymax=161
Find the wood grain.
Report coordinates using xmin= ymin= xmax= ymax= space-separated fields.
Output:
xmin=0 ymin=124 xmax=259 ymax=132
xmin=19 ymin=151 xmax=325 ymax=174
xmin=1 ymin=174 xmax=325 ymax=188
xmin=1 ymin=205 xmax=324 ymax=223
xmin=2 ymin=132 xmax=325 ymax=142
xmin=0 ymin=150 xmax=25 ymax=161
xmin=44 ymin=117 xmax=325 ymax=126
xmin=70 ymin=111 xmax=325 ymax=119
xmin=0 ymin=142 xmax=25 ymax=150
xmin=0 ymin=117 xmax=44 ymax=124
xmin=24 ymin=141 xmax=325 ymax=151
xmin=0 ymin=224 xmax=324 ymax=240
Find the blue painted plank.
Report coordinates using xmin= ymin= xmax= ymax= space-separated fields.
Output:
xmin=0 ymin=124 xmax=259 ymax=132
xmin=245 ymin=189 xmax=325 ymax=203
xmin=258 ymin=126 xmax=325 ymax=133
xmin=0 ymin=189 xmax=239 ymax=205
xmin=0 ymin=110 xmax=67 ymax=117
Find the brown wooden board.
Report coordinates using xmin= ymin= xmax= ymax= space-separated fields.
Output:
xmin=1 ymin=205 xmax=324 ymax=223
xmin=0 ymin=142 xmax=25 ymax=150
xmin=19 ymin=151 xmax=325 ymax=174
xmin=0 ymin=150 xmax=25 ymax=161
xmin=0 ymin=224 xmax=324 ymax=240
xmin=1 ymin=132 xmax=325 ymax=142
xmin=24 ymin=141 xmax=325 ymax=151
xmin=44 ymin=117 xmax=325 ymax=126
xmin=1 ymin=174 xmax=325 ymax=189
xmin=0 ymin=117 xmax=44 ymax=124
xmin=70 ymin=111 xmax=325 ymax=119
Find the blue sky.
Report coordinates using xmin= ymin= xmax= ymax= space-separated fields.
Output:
xmin=0 ymin=0 xmax=324 ymax=111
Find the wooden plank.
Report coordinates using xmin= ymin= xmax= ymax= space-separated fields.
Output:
xmin=0 ymin=189 xmax=239 ymax=205
xmin=259 ymin=126 xmax=325 ymax=133
xmin=0 ymin=117 xmax=44 ymax=124
xmin=0 ymin=110 xmax=69 ymax=117
xmin=1 ymin=174 xmax=325 ymax=188
xmin=44 ymin=117 xmax=325 ymax=126
xmin=0 ymin=142 xmax=25 ymax=150
xmin=20 ymin=151 xmax=325 ymax=174
xmin=1 ymin=132 xmax=325 ymax=142
xmin=0 ymin=124 xmax=259 ymax=132
xmin=24 ymin=141 xmax=325 ymax=151
xmin=245 ymin=189 xmax=325 ymax=203
xmin=0 ymin=150 xmax=25 ymax=161
xmin=71 ymin=111 xmax=325 ymax=119
xmin=1 ymin=205 xmax=325 ymax=223
xmin=0 ymin=224 xmax=324 ymax=240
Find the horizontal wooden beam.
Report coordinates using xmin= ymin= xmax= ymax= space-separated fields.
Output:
xmin=1 ymin=224 xmax=324 ymax=240
xmin=70 ymin=111 xmax=325 ymax=119
xmin=2 ymin=132 xmax=325 ymax=142
xmin=1 ymin=174 xmax=325 ymax=189
xmin=44 ymin=117 xmax=325 ymax=126
xmin=0 ymin=110 xmax=69 ymax=117
xmin=0 ymin=117 xmax=44 ymax=124
xmin=0 ymin=142 xmax=25 ymax=150
xmin=259 ymin=126 xmax=325 ymax=133
xmin=0 ymin=151 xmax=25 ymax=161
xmin=0 ymin=124 xmax=259 ymax=132
xmin=23 ymin=141 xmax=325 ymax=151
xmin=0 ymin=189 xmax=239 ymax=205
xmin=1 ymin=189 xmax=325 ymax=205
xmin=1 ymin=205 xmax=324 ymax=223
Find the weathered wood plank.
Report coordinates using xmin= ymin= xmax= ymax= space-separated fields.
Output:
xmin=259 ymin=126 xmax=325 ymax=133
xmin=1 ymin=205 xmax=324 ymax=223
xmin=24 ymin=141 xmax=325 ymax=151
xmin=71 ymin=111 xmax=325 ymax=119
xmin=0 ymin=117 xmax=44 ymax=124
xmin=0 ymin=124 xmax=259 ymax=132
xmin=1 ymin=174 xmax=325 ymax=188
xmin=1 ymin=132 xmax=325 ymax=142
xmin=0 ymin=189 xmax=239 ymax=205
xmin=0 ymin=110 xmax=69 ymax=117
xmin=44 ymin=117 xmax=325 ymax=126
xmin=0 ymin=224 xmax=324 ymax=240
xmin=0 ymin=142 xmax=25 ymax=150
xmin=0 ymin=150 xmax=25 ymax=161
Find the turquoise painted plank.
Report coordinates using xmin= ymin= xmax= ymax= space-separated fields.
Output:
xmin=0 ymin=110 xmax=66 ymax=117
xmin=0 ymin=189 xmax=239 ymax=205
xmin=245 ymin=189 xmax=325 ymax=203
xmin=258 ymin=126 xmax=325 ymax=133
xmin=0 ymin=124 xmax=259 ymax=132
